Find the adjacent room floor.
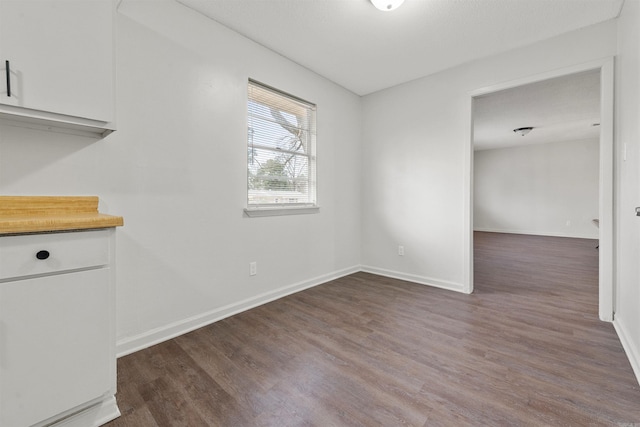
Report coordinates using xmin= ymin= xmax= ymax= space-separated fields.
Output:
xmin=106 ymin=232 xmax=640 ymax=426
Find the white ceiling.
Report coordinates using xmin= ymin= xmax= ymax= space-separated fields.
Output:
xmin=473 ymin=70 xmax=601 ymax=151
xmin=176 ymin=0 xmax=623 ymax=96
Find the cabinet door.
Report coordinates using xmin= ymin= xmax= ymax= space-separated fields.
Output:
xmin=0 ymin=268 xmax=112 ymax=427
xmin=0 ymin=0 xmax=114 ymax=122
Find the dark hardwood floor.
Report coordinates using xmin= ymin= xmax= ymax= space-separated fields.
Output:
xmin=106 ymin=232 xmax=640 ymax=426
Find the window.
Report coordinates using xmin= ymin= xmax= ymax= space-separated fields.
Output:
xmin=246 ymin=80 xmax=317 ymax=215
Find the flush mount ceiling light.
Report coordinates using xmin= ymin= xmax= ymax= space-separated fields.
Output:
xmin=513 ymin=127 xmax=534 ymax=136
xmin=371 ymin=0 xmax=404 ymax=11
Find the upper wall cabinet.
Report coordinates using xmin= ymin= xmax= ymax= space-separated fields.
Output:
xmin=0 ymin=0 xmax=115 ymax=138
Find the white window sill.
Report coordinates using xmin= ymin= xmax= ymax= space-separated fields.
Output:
xmin=243 ymin=206 xmax=320 ymax=217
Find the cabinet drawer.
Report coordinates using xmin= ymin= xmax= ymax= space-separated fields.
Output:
xmin=0 ymin=229 xmax=109 ymax=281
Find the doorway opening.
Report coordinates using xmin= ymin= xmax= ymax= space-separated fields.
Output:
xmin=464 ymin=58 xmax=614 ymax=321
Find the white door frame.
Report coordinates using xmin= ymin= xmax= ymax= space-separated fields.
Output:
xmin=464 ymin=57 xmax=615 ymax=321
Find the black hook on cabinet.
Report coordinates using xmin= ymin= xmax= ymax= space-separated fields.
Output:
xmin=5 ymin=60 xmax=10 ymax=97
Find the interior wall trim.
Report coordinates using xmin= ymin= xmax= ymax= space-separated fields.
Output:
xmin=613 ymin=318 xmax=640 ymax=386
xmin=116 ymin=265 xmax=467 ymax=356
xmin=116 ymin=265 xmax=360 ymax=357
xmin=360 ymin=265 xmax=466 ymax=294
xmin=473 ymin=228 xmax=598 ymax=240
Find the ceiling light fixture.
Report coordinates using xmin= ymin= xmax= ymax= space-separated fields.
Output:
xmin=513 ymin=127 xmax=534 ymax=136
xmin=371 ymin=0 xmax=404 ymax=12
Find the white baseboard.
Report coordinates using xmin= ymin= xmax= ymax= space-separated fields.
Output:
xmin=613 ymin=317 xmax=640 ymax=386
xmin=117 ymin=265 xmax=466 ymax=357
xmin=116 ymin=261 xmax=639 ymax=392
xmin=360 ymin=265 xmax=466 ymax=293
xmin=44 ymin=395 xmax=120 ymax=427
xmin=116 ymin=265 xmax=360 ymax=357
xmin=473 ymin=227 xmax=598 ymax=240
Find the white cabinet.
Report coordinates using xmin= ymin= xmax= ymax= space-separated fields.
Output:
xmin=0 ymin=0 xmax=115 ymax=137
xmin=0 ymin=229 xmax=120 ymax=427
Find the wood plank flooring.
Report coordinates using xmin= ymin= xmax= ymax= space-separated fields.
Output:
xmin=105 ymin=232 xmax=640 ymax=426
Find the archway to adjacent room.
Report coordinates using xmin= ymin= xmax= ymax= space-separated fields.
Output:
xmin=464 ymin=58 xmax=614 ymax=321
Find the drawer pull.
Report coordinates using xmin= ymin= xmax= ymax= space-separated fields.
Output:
xmin=36 ymin=250 xmax=50 ymax=260
xmin=5 ymin=60 xmax=10 ymax=97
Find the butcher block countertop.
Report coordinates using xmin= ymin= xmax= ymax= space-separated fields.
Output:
xmin=0 ymin=196 xmax=123 ymax=235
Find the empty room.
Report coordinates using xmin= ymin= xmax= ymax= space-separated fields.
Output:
xmin=1 ymin=0 xmax=640 ymax=426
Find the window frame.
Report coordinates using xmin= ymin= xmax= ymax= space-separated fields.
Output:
xmin=244 ymin=80 xmax=318 ymax=217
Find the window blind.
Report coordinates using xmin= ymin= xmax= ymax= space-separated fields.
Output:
xmin=247 ymin=80 xmax=317 ymax=207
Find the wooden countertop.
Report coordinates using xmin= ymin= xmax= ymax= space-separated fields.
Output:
xmin=0 ymin=196 xmax=123 ymax=235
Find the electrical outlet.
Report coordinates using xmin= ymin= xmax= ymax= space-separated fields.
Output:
xmin=249 ymin=262 xmax=257 ymax=276
xmin=398 ymin=245 xmax=404 ymax=256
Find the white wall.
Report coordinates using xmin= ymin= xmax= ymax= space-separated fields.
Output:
xmin=614 ymin=0 xmax=640 ymax=383
xmin=0 ymin=0 xmax=362 ymax=355
xmin=474 ymin=139 xmax=600 ymax=239
xmin=361 ymin=21 xmax=617 ymax=292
